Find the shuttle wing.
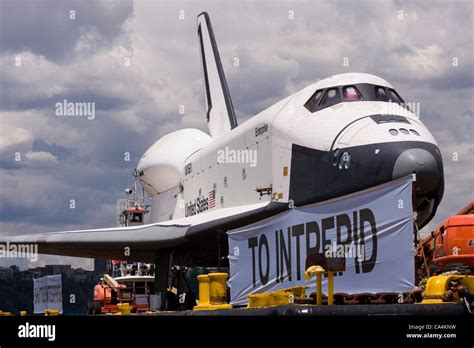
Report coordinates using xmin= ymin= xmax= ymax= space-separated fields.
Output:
xmin=0 ymin=201 xmax=286 ymax=262
xmin=3 ymin=223 xmax=189 ymax=262
xmin=197 ymin=12 xmax=238 ymax=138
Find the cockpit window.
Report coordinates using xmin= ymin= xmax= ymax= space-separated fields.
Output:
xmin=304 ymin=83 xmax=407 ymax=113
xmin=304 ymin=89 xmax=323 ymax=112
xmin=320 ymin=88 xmax=340 ymax=108
xmin=388 ymin=89 xmax=404 ymax=103
xmin=313 ymin=90 xmax=323 ymax=100
xmin=375 ymin=86 xmax=388 ymax=100
xmin=343 ymin=86 xmax=362 ymax=101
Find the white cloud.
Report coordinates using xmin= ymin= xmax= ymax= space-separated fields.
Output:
xmin=395 ymin=44 xmax=445 ymax=79
xmin=0 ymin=124 xmax=33 ymax=155
xmin=25 ymin=151 xmax=58 ymax=162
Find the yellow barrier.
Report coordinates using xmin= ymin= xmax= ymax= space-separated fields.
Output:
xmin=247 ymin=288 xmax=301 ymax=308
xmin=278 ymin=286 xmax=308 ymax=298
xmin=264 ymin=293 xmax=275 ymax=306
xmin=194 ymin=273 xmax=232 ymax=310
xmin=271 ymin=292 xmax=292 ymax=306
xmin=117 ymin=303 xmax=131 ymax=314
xmin=0 ymin=311 xmax=13 ymax=316
xmin=247 ymin=294 xmax=266 ymax=308
xmin=20 ymin=311 xmax=27 ymax=316
xmin=44 ymin=309 xmax=60 ymax=316
xmin=422 ymin=275 xmax=474 ymax=304
xmin=461 ymin=275 xmax=474 ymax=292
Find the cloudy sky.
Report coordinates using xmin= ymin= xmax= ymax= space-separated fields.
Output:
xmin=0 ymin=0 xmax=472 ymax=269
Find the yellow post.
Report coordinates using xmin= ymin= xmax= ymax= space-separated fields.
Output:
xmin=20 ymin=311 xmax=27 ymax=316
xmin=194 ymin=273 xmax=232 ymax=310
xmin=208 ymin=273 xmax=228 ymax=305
xmin=305 ymin=265 xmax=327 ymax=306
xmin=316 ymin=274 xmax=322 ymax=305
xmin=327 ymin=272 xmax=334 ymax=305
xmin=197 ymin=274 xmax=210 ymax=305
xmin=117 ymin=303 xmax=131 ymax=315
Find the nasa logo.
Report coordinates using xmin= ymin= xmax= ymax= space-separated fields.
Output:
xmin=255 ymin=123 xmax=268 ymax=137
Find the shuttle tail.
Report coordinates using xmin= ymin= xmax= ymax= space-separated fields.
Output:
xmin=197 ymin=12 xmax=237 ymax=138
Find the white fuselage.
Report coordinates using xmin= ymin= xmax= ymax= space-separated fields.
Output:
xmin=138 ymin=73 xmax=440 ymax=226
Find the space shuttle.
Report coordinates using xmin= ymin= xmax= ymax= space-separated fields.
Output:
xmin=2 ymin=12 xmax=444 ymax=267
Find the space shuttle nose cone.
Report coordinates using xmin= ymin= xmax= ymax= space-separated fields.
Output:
xmin=392 ymin=148 xmax=441 ymax=195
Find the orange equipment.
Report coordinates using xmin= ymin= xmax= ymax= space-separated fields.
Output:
xmin=88 ymin=274 xmax=154 ymax=314
xmin=420 ymin=202 xmax=474 ymax=274
xmin=90 ymin=274 xmax=126 ymax=314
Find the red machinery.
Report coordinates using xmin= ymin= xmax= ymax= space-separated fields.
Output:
xmin=419 ymin=201 xmax=474 ymax=275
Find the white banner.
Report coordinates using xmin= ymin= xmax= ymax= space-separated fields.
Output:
xmin=33 ymin=275 xmax=63 ymax=314
xmin=228 ymin=176 xmax=415 ymax=305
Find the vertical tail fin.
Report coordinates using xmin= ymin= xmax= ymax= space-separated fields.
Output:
xmin=197 ymin=12 xmax=237 ymax=138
